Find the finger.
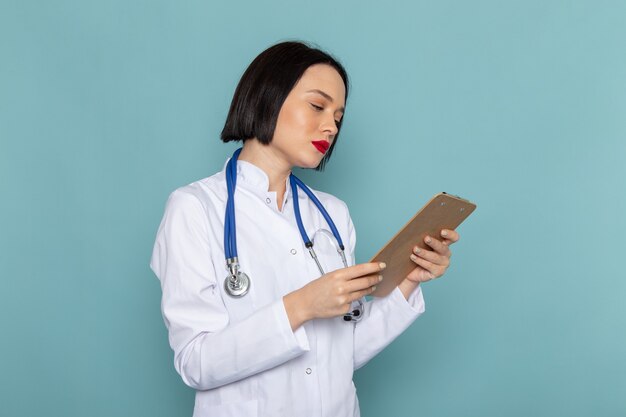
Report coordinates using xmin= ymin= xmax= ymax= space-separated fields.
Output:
xmin=406 ymin=264 xmax=436 ymax=282
xmin=410 ymin=253 xmax=445 ymax=277
xmin=412 ymin=246 xmax=449 ymax=266
xmin=348 ymin=286 xmax=376 ymax=304
xmin=440 ymin=229 xmax=460 ymax=244
xmin=340 ymin=262 xmax=386 ymax=280
xmin=424 ymin=235 xmax=451 ymax=256
xmin=344 ymin=274 xmax=382 ymax=293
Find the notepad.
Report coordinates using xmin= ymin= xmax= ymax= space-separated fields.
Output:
xmin=370 ymin=192 xmax=476 ymax=297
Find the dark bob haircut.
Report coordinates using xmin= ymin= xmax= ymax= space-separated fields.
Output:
xmin=220 ymin=41 xmax=349 ymax=171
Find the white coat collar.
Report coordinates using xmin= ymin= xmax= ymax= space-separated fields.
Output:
xmin=223 ymin=157 xmax=294 ymax=205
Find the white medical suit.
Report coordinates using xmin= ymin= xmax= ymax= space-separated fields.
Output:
xmin=150 ymin=158 xmax=425 ymax=416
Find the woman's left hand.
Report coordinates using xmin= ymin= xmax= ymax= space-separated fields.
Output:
xmin=406 ymin=229 xmax=460 ymax=283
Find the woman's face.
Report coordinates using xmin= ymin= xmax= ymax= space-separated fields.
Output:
xmin=270 ymin=64 xmax=346 ymax=169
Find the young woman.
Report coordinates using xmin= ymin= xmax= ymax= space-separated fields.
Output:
xmin=150 ymin=41 xmax=459 ymax=417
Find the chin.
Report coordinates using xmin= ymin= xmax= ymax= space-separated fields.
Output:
xmin=292 ymin=151 xmax=323 ymax=169
xmin=302 ymin=156 xmax=324 ymax=169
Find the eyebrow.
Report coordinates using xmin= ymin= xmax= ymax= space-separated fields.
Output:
xmin=306 ymin=89 xmax=345 ymax=113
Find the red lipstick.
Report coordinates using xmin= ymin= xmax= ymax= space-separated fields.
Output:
xmin=311 ymin=140 xmax=330 ymax=154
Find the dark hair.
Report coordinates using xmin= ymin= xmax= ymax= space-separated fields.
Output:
xmin=220 ymin=41 xmax=349 ymax=170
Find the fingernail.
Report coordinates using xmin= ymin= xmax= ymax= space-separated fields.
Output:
xmin=425 ymin=236 xmax=431 ymax=243
xmin=371 ymin=286 xmax=377 ymax=292
xmin=441 ymin=230 xmax=448 ymax=237
xmin=414 ymin=246 xmax=421 ymax=254
xmin=379 ymin=275 xmax=384 ymax=282
xmin=379 ymin=262 xmax=386 ymax=270
xmin=410 ymin=254 xmax=417 ymax=261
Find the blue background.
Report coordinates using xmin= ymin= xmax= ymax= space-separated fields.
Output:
xmin=1 ymin=1 xmax=625 ymax=416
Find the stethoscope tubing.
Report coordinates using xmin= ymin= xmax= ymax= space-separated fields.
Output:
xmin=224 ymin=147 xmax=242 ymax=260
xmin=290 ymin=175 xmax=345 ymax=251
xmin=222 ymin=147 xmax=363 ymax=321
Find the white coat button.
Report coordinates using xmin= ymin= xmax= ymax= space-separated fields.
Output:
xmin=290 ymin=249 xmax=297 ymax=255
xmin=265 ymin=198 xmax=271 ymax=204
xmin=305 ymin=368 xmax=312 ymax=375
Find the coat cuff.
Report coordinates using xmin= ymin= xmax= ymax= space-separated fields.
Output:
xmin=390 ymin=284 xmax=426 ymax=318
xmin=275 ymin=299 xmax=310 ymax=352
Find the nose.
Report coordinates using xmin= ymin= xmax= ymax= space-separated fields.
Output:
xmin=320 ymin=114 xmax=339 ymax=137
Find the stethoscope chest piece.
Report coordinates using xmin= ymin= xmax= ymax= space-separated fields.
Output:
xmin=224 ymin=270 xmax=250 ymax=297
xmin=224 ymin=256 xmax=250 ymax=298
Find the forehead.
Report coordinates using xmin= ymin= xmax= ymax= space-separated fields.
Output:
xmin=292 ymin=64 xmax=346 ymax=107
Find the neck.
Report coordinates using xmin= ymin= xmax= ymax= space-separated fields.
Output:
xmin=238 ymin=140 xmax=291 ymax=208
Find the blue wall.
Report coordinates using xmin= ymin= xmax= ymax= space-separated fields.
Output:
xmin=1 ymin=1 xmax=625 ymax=416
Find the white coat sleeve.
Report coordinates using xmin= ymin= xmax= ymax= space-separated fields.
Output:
xmin=348 ymin=212 xmax=426 ymax=370
xmin=150 ymin=190 xmax=309 ymax=390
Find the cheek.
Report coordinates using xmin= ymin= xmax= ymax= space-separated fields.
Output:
xmin=276 ymin=105 xmax=309 ymax=134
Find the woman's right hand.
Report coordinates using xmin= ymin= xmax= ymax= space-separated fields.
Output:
xmin=283 ymin=262 xmax=385 ymax=330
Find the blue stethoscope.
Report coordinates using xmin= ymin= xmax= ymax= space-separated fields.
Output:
xmin=223 ymin=148 xmax=364 ymax=322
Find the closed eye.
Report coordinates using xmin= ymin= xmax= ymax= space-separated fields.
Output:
xmin=310 ymin=103 xmax=342 ymax=127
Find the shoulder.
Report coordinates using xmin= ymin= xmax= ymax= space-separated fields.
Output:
xmin=307 ymin=187 xmax=351 ymax=219
xmin=165 ymin=171 xmax=227 ymax=215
